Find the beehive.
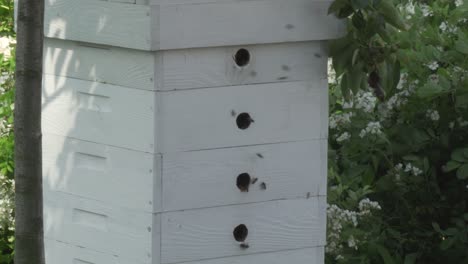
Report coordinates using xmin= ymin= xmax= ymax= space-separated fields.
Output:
xmin=40 ymin=0 xmax=345 ymax=263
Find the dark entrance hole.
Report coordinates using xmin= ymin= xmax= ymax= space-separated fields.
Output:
xmin=236 ymin=173 xmax=251 ymax=192
xmin=233 ymin=224 xmax=248 ymax=242
xmin=234 ymin=49 xmax=251 ymax=67
xmin=236 ymin=113 xmax=253 ymax=130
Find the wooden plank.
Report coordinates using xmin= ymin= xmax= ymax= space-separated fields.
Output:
xmin=45 ymin=239 xmax=151 ymax=264
xmin=44 ymin=191 xmax=158 ymax=263
xmin=162 ymin=140 xmax=327 ymax=211
xmin=156 ymin=0 xmax=345 ymax=50
xmin=159 ymin=41 xmax=328 ymax=91
xmin=161 ymin=197 xmax=326 ymax=264
xmin=42 ymin=133 xmax=162 ymax=213
xmin=43 ymin=38 xmax=155 ymax=90
xmin=168 ymin=247 xmax=324 ymax=264
xmin=45 ymin=240 xmax=323 ymax=264
xmin=45 ymin=38 xmax=327 ymax=91
xmin=157 ymin=80 xmax=328 ymax=153
xmin=44 ymin=0 xmax=344 ymax=50
xmin=42 ymin=74 xmax=156 ymax=152
xmin=45 ymin=0 xmax=154 ymax=50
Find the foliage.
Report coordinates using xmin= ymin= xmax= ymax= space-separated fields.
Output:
xmin=0 ymin=0 xmax=14 ymax=263
xmin=327 ymin=0 xmax=468 ymax=263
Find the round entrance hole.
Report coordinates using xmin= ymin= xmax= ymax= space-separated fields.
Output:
xmin=236 ymin=113 xmax=253 ymax=130
xmin=234 ymin=49 xmax=251 ymax=67
xmin=236 ymin=173 xmax=251 ymax=192
xmin=233 ymin=224 xmax=249 ymax=242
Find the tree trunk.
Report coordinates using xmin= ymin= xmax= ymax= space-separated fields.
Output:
xmin=14 ymin=0 xmax=45 ymax=263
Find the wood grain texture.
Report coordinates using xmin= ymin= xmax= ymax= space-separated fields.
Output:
xmin=42 ymin=74 xmax=155 ymax=152
xmin=42 ymin=133 xmax=161 ymax=213
xmin=158 ymin=41 xmax=328 ymax=91
xmin=45 ymin=239 xmax=151 ymax=264
xmin=44 ymin=240 xmax=323 ymax=264
xmin=45 ymin=38 xmax=327 ymax=91
xmin=172 ymin=247 xmax=325 ymax=264
xmin=45 ymin=0 xmax=154 ymax=50
xmin=43 ymin=38 xmax=155 ymax=90
xmin=157 ymin=80 xmax=328 ymax=153
xmin=44 ymin=191 xmax=157 ymax=263
xmin=161 ymin=198 xmax=326 ymax=264
xmin=162 ymin=140 xmax=327 ymax=211
xmin=44 ymin=0 xmax=344 ymax=50
xmin=156 ymin=0 xmax=345 ymax=50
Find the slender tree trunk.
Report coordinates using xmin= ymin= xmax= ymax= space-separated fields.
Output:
xmin=14 ymin=0 xmax=45 ymax=263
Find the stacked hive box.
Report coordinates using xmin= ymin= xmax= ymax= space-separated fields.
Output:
xmin=41 ymin=0 xmax=344 ymax=263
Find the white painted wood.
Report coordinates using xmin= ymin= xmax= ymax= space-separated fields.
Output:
xmin=42 ymin=133 xmax=162 ymax=213
xmin=44 ymin=0 xmax=154 ymax=50
xmin=165 ymin=247 xmax=324 ymax=264
xmin=42 ymin=74 xmax=156 ymax=152
xmin=158 ymin=80 xmax=328 ymax=152
xmin=44 ymin=0 xmax=345 ymax=50
xmin=161 ymin=197 xmax=326 ymax=264
xmin=162 ymin=140 xmax=327 ymax=211
xmin=158 ymin=41 xmax=328 ymax=91
xmin=44 ymin=39 xmax=327 ymax=91
xmin=43 ymin=38 xmax=155 ymax=90
xmin=45 ymin=239 xmax=323 ymax=264
xmin=44 ymin=191 xmax=158 ymax=263
xmin=45 ymin=239 xmax=150 ymax=264
xmin=156 ymin=0 xmax=344 ymax=50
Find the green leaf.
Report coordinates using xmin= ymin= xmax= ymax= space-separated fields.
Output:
xmin=416 ymin=82 xmax=444 ymax=98
xmin=455 ymin=40 xmax=468 ymax=55
xmin=456 ymin=164 xmax=468 ymax=180
xmin=443 ymin=161 xmax=461 ymax=172
xmin=376 ymin=245 xmax=397 ymax=264
xmin=452 ymin=149 xmax=468 ymax=163
xmin=351 ymin=0 xmax=370 ymax=9
xmin=404 ymin=254 xmax=418 ymax=264
xmin=378 ymin=1 xmax=408 ymax=31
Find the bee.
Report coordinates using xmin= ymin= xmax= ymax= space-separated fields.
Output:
xmin=256 ymin=153 xmax=264 ymax=159
xmin=231 ymin=110 xmax=237 ymax=117
xmin=251 ymin=177 xmax=258 ymax=184
xmin=240 ymin=243 xmax=250 ymax=249
xmin=260 ymin=182 xmax=267 ymax=190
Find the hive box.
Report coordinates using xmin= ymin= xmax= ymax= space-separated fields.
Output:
xmin=39 ymin=0 xmax=344 ymax=263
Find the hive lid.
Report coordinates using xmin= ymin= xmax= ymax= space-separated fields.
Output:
xmin=43 ymin=0 xmax=346 ymax=50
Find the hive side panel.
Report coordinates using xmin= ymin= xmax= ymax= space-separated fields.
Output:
xmin=169 ymin=247 xmax=325 ymax=264
xmin=42 ymin=75 xmax=155 ymax=152
xmin=158 ymin=0 xmax=345 ymax=49
xmin=162 ymin=140 xmax=326 ymax=211
xmin=43 ymin=38 xmax=155 ymax=90
xmin=158 ymin=81 xmax=327 ymax=152
xmin=42 ymin=133 xmax=158 ymax=212
xmin=160 ymin=41 xmax=327 ymax=91
xmin=161 ymin=198 xmax=326 ymax=264
xmin=45 ymin=0 xmax=153 ymax=50
xmin=45 ymin=239 xmax=150 ymax=264
xmin=44 ymin=192 xmax=154 ymax=262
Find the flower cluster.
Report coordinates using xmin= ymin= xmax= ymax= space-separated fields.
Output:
xmin=359 ymin=121 xmax=382 ymax=138
xmin=394 ymin=163 xmax=423 ymax=179
xmin=426 ymin=109 xmax=440 ymax=121
xmin=0 ymin=174 xmax=14 ymax=228
xmin=329 ymin=112 xmax=353 ymax=130
xmin=327 ymin=199 xmax=382 ymax=256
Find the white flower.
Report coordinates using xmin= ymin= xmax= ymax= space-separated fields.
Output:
xmin=336 ymin=132 xmax=351 ymax=143
xmin=343 ymin=101 xmax=354 ymax=109
xmin=347 ymin=235 xmax=358 ymax=250
xmin=426 ymin=61 xmax=439 ymax=71
xmin=360 ymin=121 xmax=383 ymax=138
xmin=359 ymin=198 xmax=382 ymax=213
xmin=439 ymin=22 xmax=457 ymax=33
xmin=420 ymin=4 xmax=433 ymax=17
xmin=456 ymin=0 xmax=464 ymax=7
xmin=395 ymin=163 xmax=403 ymax=171
xmin=397 ymin=73 xmax=408 ymax=90
xmin=329 ymin=112 xmax=354 ymax=129
xmin=404 ymin=163 xmax=423 ymax=176
xmin=457 ymin=117 xmax=468 ymax=127
xmin=0 ymin=37 xmax=15 ymax=60
xmin=335 ymin=255 xmax=345 ymax=260
xmin=355 ymin=91 xmax=377 ymax=113
xmin=426 ymin=109 xmax=440 ymax=121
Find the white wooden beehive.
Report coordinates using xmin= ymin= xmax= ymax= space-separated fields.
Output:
xmin=41 ymin=0 xmax=345 ymax=263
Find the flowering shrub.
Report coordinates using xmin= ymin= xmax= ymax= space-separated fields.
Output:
xmin=327 ymin=0 xmax=468 ymax=263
